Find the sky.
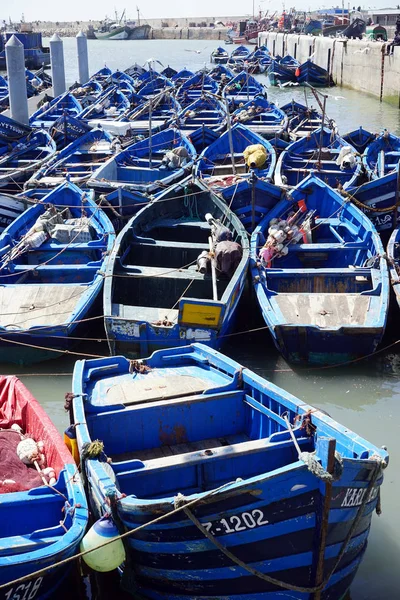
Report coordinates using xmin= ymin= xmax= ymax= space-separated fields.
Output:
xmin=0 ymin=1 xmax=398 ymax=23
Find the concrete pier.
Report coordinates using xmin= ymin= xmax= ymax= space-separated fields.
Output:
xmin=49 ymin=33 xmax=66 ymax=97
xmin=76 ymin=31 xmax=89 ymax=85
xmin=5 ymin=35 xmax=29 ymax=125
xmin=259 ymin=31 xmax=400 ymax=107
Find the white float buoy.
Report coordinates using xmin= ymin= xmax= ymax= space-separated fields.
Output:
xmin=80 ymin=516 xmax=126 ymax=572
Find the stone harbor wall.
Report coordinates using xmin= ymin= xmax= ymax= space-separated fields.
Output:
xmin=259 ymin=31 xmax=400 ymax=107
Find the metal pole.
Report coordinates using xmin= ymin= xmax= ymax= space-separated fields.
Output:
xmin=251 ymin=170 xmax=256 ymax=232
xmin=49 ymin=33 xmax=66 ymax=97
xmin=76 ymin=31 xmax=89 ymax=85
xmin=224 ymin=99 xmax=237 ymax=175
xmin=148 ymin=99 xmax=152 ymax=168
xmin=5 ymin=35 xmax=29 ymax=125
xmin=317 ymin=94 xmax=327 ymax=168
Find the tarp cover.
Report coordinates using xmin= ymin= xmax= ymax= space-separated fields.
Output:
xmin=0 ymin=376 xmax=72 ymax=494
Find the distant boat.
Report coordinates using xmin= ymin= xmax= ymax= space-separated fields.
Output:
xmin=0 ymin=375 xmax=87 ymax=598
xmin=296 ymin=59 xmax=334 ymax=87
xmin=103 ymin=177 xmax=249 ymax=355
xmin=70 ymin=342 xmax=388 ymax=600
xmin=210 ymin=46 xmax=229 ymax=64
xmin=251 ymin=174 xmax=389 ymax=364
xmin=267 ymin=60 xmax=297 ymax=86
xmin=92 ymin=12 xmax=151 ymax=40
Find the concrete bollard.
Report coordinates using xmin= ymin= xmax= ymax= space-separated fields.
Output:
xmin=5 ymin=35 xmax=29 ymax=125
xmin=49 ymin=33 xmax=66 ymax=97
xmin=76 ymin=31 xmax=89 ymax=85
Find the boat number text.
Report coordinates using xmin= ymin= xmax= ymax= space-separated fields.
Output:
xmin=203 ymin=509 xmax=269 ymax=536
xmin=341 ymin=486 xmax=379 ymax=508
xmin=4 ymin=578 xmax=43 ymax=600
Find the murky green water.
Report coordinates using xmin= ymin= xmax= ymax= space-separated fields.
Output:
xmin=2 ymin=38 xmax=399 ymax=599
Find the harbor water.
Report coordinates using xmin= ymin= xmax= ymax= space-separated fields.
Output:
xmin=2 ymin=37 xmax=400 ymax=599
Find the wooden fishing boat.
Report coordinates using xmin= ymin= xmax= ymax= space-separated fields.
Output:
xmin=0 ymin=375 xmax=87 ymax=599
xmin=176 ymin=73 xmax=219 ymax=108
xmin=0 ymin=192 xmax=34 ymax=232
xmin=171 ymin=69 xmax=195 ymax=86
xmin=280 ymin=54 xmax=300 ymax=68
xmin=343 ymin=127 xmax=375 ymax=155
xmin=196 ymin=123 xmax=276 ymax=191
xmin=0 ymin=180 xmax=115 ymax=364
xmin=161 ymin=66 xmax=178 ymax=79
xmin=49 ymin=114 xmax=92 ymax=149
xmin=25 ymin=127 xmax=115 ymax=189
xmin=125 ymin=62 xmax=146 ymax=77
xmin=186 ymin=126 xmax=220 ymax=154
xmin=0 ymin=114 xmax=32 ymax=144
xmin=71 ymin=341 xmax=388 ymax=600
xmin=122 ymin=92 xmax=181 ymax=135
xmin=387 ymin=226 xmax=400 ymax=309
xmin=363 ymin=130 xmax=400 ymax=180
xmin=29 ymin=92 xmax=83 ymax=129
xmin=208 ymin=64 xmax=235 ymax=84
xmin=212 ymin=175 xmax=284 ymax=232
xmin=78 ymin=86 xmax=130 ymax=121
xmin=251 ymin=174 xmax=389 ymax=364
xmin=210 ymin=46 xmax=229 ymax=64
xmin=0 ymin=130 xmax=56 ymax=193
xmin=349 ymin=166 xmax=400 ymax=232
xmin=230 ymin=44 xmax=251 ymax=59
xmin=275 ymin=127 xmax=361 ymax=190
xmin=223 ymin=71 xmax=265 ymax=108
xmin=176 ymin=96 xmax=226 ymax=135
xmin=267 ymin=60 xmax=297 ymax=86
xmin=88 ymin=128 xmax=196 ymax=196
xmin=231 ymin=96 xmax=288 ymax=138
xmin=0 ymin=75 xmax=9 ymax=109
xmin=103 ymin=177 xmax=249 ymax=356
xmin=138 ymin=75 xmax=174 ymax=98
xmin=69 ymin=80 xmax=104 ymax=107
xmin=281 ymin=101 xmax=323 ymax=140
xmin=296 ymin=60 xmax=334 ymax=87
xmin=89 ymin=65 xmax=112 ymax=84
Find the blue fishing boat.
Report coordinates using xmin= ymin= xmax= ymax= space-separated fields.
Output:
xmin=99 ymin=187 xmax=151 ymax=232
xmin=0 ymin=180 xmax=115 ymax=364
xmin=103 ymin=178 xmax=249 ymax=355
xmin=223 ymin=71 xmax=265 ymax=108
xmin=387 ymin=226 xmax=400 ymax=309
xmin=78 ymin=86 xmax=130 ymax=121
xmin=281 ymin=100 xmax=323 ymax=140
xmin=215 ymin=175 xmax=285 ymax=232
xmin=210 ymin=46 xmax=229 ymax=64
xmin=350 ymin=167 xmax=400 ymax=232
xmin=134 ymin=69 xmax=162 ymax=90
xmin=208 ymin=64 xmax=235 ymax=84
xmin=0 ymin=130 xmax=56 ymax=193
xmin=231 ymin=44 xmax=251 ymax=59
xmin=267 ymin=60 xmax=297 ymax=86
xmin=363 ymin=130 xmax=400 ymax=180
xmin=71 ymin=342 xmax=388 ymax=600
xmin=231 ymin=96 xmax=288 ymax=138
xmin=0 ymin=375 xmax=87 ymax=599
xmin=0 ymin=114 xmax=32 ymax=143
xmin=176 ymin=96 xmax=226 ymax=135
xmin=0 ymin=192 xmax=34 ymax=232
xmin=161 ymin=66 xmax=178 ymax=79
xmin=125 ymin=62 xmax=146 ymax=77
xmin=171 ymin=69 xmax=195 ymax=86
xmin=275 ymin=127 xmax=361 ymax=190
xmin=176 ymin=73 xmax=219 ymax=108
xmin=296 ymin=59 xmax=334 ymax=87
xmin=280 ymin=54 xmax=300 ymax=68
xmin=49 ymin=114 xmax=92 ymax=149
xmin=186 ymin=126 xmax=220 ymax=153
xmin=122 ymin=92 xmax=181 ymax=136
xmin=69 ymin=80 xmax=104 ymax=107
xmin=138 ymin=75 xmax=174 ymax=98
xmin=89 ymin=65 xmax=112 ymax=84
xmin=0 ymin=75 xmax=8 ymax=108
xmin=29 ymin=92 xmax=83 ymax=129
xmin=87 ymin=128 xmax=196 ymax=195
xmin=196 ymin=123 xmax=276 ymax=190
xmin=26 ymin=127 xmax=114 ymax=189
xmin=251 ymin=174 xmax=389 ymax=364
xmin=343 ymin=127 xmax=375 ymax=155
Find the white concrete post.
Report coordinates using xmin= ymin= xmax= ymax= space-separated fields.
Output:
xmin=5 ymin=35 xmax=29 ymax=124
xmin=76 ymin=31 xmax=89 ymax=84
xmin=49 ymin=33 xmax=66 ymax=97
